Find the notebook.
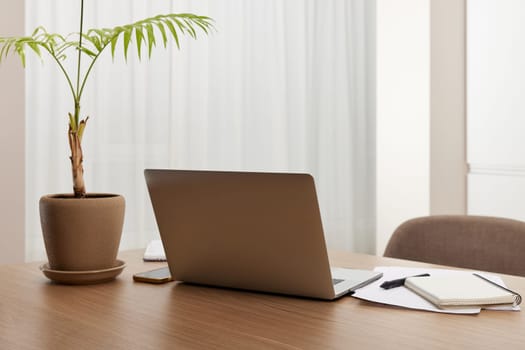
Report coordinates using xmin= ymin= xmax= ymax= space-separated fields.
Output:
xmin=144 ymin=169 xmax=383 ymax=300
xmin=405 ymin=273 xmax=521 ymax=308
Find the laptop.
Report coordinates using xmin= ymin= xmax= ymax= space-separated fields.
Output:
xmin=144 ymin=169 xmax=382 ymax=300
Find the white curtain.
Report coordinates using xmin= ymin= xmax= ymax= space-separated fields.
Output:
xmin=25 ymin=0 xmax=376 ymax=261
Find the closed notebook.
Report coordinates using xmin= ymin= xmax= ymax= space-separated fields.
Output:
xmin=404 ymin=274 xmax=519 ymax=308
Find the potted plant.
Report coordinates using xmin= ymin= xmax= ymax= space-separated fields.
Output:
xmin=0 ymin=0 xmax=213 ymax=283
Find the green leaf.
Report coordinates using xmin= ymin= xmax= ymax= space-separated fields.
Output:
xmin=164 ymin=20 xmax=180 ymax=49
xmin=79 ymin=46 xmax=97 ymax=58
xmin=109 ymin=26 xmax=125 ymax=59
xmin=43 ymin=33 xmax=66 ymax=48
xmin=83 ymin=34 xmax=102 ymax=51
xmin=174 ymin=18 xmax=189 ymax=37
xmin=195 ymin=17 xmax=214 ymax=34
xmin=14 ymin=42 xmax=26 ymax=67
xmin=135 ymin=26 xmax=144 ymax=59
xmin=0 ymin=13 xmax=215 ymax=92
xmin=27 ymin=42 xmax=42 ymax=58
xmin=55 ymin=41 xmax=76 ymax=57
xmin=183 ymin=19 xmax=197 ymax=38
xmin=6 ymin=42 xmax=15 ymax=59
xmin=155 ymin=21 xmax=168 ymax=48
xmin=110 ymin=35 xmax=119 ymax=59
xmin=123 ymin=26 xmax=132 ymax=61
xmin=145 ymin=23 xmax=156 ymax=58
xmin=31 ymin=26 xmax=42 ymax=36
xmin=93 ymin=29 xmax=108 ymax=40
xmin=0 ymin=40 xmax=13 ymax=60
xmin=193 ymin=21 xmax=209 ymax=35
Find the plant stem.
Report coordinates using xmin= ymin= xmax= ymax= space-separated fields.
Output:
xmin=78 ymin=40 xmax=111 ymax=102
xmin=75 ymin=0 xmax=85 ymax=126
xmin=44 ymin=47 xmax=77 ymax=105
xmin=71 ymin=0 xmax=87 ymax=197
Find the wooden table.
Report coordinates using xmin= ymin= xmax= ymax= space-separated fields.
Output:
xmin=1 ymin=250 xmax=524 ymax=349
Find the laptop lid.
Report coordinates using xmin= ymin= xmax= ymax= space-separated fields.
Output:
xmin=144 ymin=169 xmax=373 ymax=299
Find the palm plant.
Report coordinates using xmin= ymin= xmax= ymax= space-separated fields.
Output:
xmin=0 ymin=0 xmax=213 ymax=197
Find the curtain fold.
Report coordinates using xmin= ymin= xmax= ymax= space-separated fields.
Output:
xmin=25 ymin=0 xmax=376 ymax=261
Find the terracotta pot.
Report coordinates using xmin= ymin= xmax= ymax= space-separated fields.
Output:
xmin=39 ymin=193 xmax=125 ymax=271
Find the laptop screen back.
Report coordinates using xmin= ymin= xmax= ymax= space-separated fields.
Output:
xmin=145 ymin=169 xmax=336 ymax=299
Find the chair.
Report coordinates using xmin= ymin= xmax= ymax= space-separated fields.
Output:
xmin=383 ymin=215 xmax=525 ymax=277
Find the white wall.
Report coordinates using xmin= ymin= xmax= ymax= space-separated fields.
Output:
xmin=467 ymin=0 xmax=525 ymax=219
xmin=376 ymin=0 xmax=431 ymax=254
xmin=0 ymin=1 xmax=25 ymax=263
xmin=0 ymin=0 xmax=469 ymax=262
xmin=376 ymin=0 xmax=467 ymax=254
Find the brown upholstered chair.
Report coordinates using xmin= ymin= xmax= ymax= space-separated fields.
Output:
xmin=383 ymin=215 xmax=525 ymax=277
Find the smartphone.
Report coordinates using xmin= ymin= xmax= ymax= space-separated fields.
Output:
xmin=133 ymin=266 xmax=173 ymax=284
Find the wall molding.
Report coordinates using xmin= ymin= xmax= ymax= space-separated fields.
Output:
xmin=468 ymin=163 xmax=525 ymax=177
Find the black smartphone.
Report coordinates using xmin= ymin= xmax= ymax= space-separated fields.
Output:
xmin=133 ymin=266 xmax=173 ymax=284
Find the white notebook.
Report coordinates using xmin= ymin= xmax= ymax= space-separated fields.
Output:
xmin=405 ymin=274 xmax=520 ymax=308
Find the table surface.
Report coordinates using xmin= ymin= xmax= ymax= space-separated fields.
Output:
xmin=1 ymin=250 xmax=525 ymax=350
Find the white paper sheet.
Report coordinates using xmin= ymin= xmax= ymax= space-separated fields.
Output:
xmin=351 ymin=266 xmax=520 ymax=314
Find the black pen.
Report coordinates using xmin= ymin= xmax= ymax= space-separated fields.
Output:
xmin=380 ymin=273 xmax=430 ymax=289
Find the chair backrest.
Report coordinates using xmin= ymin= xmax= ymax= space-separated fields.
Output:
xmin=383 ymin=215 xmax=525 ymax=277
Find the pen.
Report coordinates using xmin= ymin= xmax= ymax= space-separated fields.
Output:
xmin=380 ymin=273 xmax=430 ymax=289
